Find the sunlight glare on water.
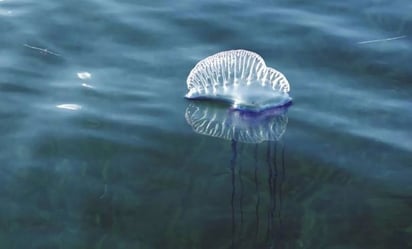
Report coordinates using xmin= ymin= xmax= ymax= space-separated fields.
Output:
xmin=56 ymin=104 xmax=82 ymax=111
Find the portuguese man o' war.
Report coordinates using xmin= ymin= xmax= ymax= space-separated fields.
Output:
xmin=185 ymin=49 xmax=291 ymax=111
xmin=185 ymin=51 xmax=290 ymax=245
xmin=185 ymin=52 xmax=290 ymax=244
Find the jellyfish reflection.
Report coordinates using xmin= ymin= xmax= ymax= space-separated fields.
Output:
xmin=185 ymin=102 xmax=290 ymax=248
xmin=185 ymin=102 xmax=289 ymax=144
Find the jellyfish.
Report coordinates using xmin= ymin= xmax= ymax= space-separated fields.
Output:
xmin=185 ymin=50 xmax=291 ymax=247
xmin=185 ymin=49 xmax=292 ymax=112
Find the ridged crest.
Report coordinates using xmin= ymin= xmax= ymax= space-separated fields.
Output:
xmin=185 ymin=102 xmax=289 ymax=144
xmin=186 ymin=49 xmax=290 ymax=99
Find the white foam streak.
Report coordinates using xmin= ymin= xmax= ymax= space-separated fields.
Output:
xmin=357 ymin=35 xmax=407 ymax=44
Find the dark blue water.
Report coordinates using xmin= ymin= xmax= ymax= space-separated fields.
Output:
xmin=1 ymin=0 xmax=411 ymax=248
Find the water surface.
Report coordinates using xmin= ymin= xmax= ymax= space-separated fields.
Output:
xmin=0 ymin=0 xmax=411 ymax=248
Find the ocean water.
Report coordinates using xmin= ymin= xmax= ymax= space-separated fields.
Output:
xmin=1 ymin=0 xmax=411 ymax=248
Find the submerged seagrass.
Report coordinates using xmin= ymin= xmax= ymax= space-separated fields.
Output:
xmin=185 ymin=49 xmax=291 ymax=111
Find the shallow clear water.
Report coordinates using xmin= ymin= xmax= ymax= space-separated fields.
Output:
xmin=1 ymin=0 xmax=411 ymax=248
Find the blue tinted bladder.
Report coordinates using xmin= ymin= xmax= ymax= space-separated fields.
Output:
xmin=185 ymin=49 xmax=292 ymax=111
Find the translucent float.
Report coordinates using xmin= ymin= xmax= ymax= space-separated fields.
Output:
xmin=185 ymin=49 xmax=291 ymax=111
